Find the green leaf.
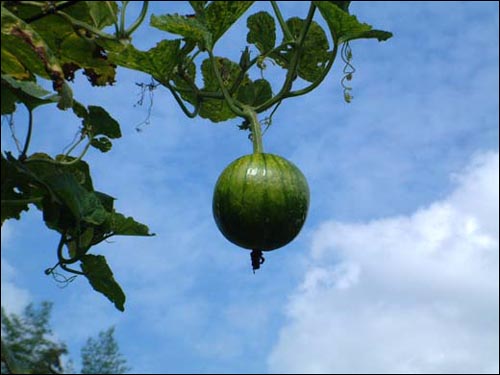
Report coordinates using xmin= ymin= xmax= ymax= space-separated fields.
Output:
xmin=282 ymin=18 xmax=330 ymax=82
xmin=199 ymin=99 xmax=235 ymax=122
xmin=1 ymin=6 xmax=73 ymax=108
xmin=1 ymin=81 xmax=18 ymax=114
xmin=253 ymin=79 xmax=272 ymax=106
xmin=199 ymin=57 xmax=247 ymax=122
xmin=95 ymin=191 xmax=115 ymax=212
xmin=42 ymin=171 xmax=107 ymax=225
xmin=52 ymin=156 xmax=94 ymax=191
xmin=1 ymin=155 xmax=31 ymax=224
xmin=237 ymin=82 xmax=256 ymax=105
xmin=1 ymin=196 xmax=31 ymax=224
xmin=24 ymin=155 xmax=107 ymax=226
xmin=189 ymin=1 xmax=208 ymax=14
xmin=87 ymin=1 xmax=119 ymax=29
xmin=108 ymin=212 xmax=154 ymax=236
xmin=236 ymin=78 xmax=272 ymax=106
xmin=86 ymin=106 xmax=121 ymax=139
xmin=91 ymin=137 xmax=112 ymax=153
xmin=329 ymin=1 xmax=351 ymax=13
xmin=247 ymin=11 xmax=276 ymax=54
xmin=1 ymin=74 xmax=51 ymax=98
xmin=108 ymin=39 xmax=181 ymax=80
xmin=1 ymin=74 xmax=59 ymax=111
xmin=150 ymin=14 xmax=212 ymax=49
xmin=72 ymin=100 xmax=89 ymax=119
xmin=81 ymin=255 xmax=126 ymax=312
xmin=201 ymin=57 xmax=242 ymax=91
xmin=205 ymin=1 xmax=254 ymax=43
xmin=1 ymin=48 xmax=30 ymax=79
xmin=2 ymin=3 xmax=118 ymax=87
xmin=172 ymin=59 xmax=197 ymax=104
xmin=59 ymin=34 xmax=117 ymax=86
xmin=315 ymin=1 xmax=392 ymax=43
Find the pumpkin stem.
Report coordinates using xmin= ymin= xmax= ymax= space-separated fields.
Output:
xmin=251 ymin=249 xmax=265 ymax=273
xmin=243 ymin=106 xmax=264 ymax=154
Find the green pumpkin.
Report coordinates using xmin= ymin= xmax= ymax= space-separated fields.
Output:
xmin=212 ymin=153 xmax=310 ymax=251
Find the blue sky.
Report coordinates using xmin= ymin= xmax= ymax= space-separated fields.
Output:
xmin=1 ymin=2 xmax=498 ymax=373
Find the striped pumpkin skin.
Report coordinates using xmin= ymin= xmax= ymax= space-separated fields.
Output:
xmin=213 ymin=153 xmax=310 ymax=251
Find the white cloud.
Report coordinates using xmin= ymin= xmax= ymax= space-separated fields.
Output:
xmin=268 ymin=151 xmax=499 ymax=374
xmin=1 ymin=222 xmax=32 ymax=315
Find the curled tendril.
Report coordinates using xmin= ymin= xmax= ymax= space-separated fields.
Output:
xmin=3 ymin=114 xmax=22 ymax=153
xmin=134 ymin=79 xmax=160 ymax=131
xmin=341 ymin=42 xmax=356 ymax=103
xmin=45 ymin=264 xmax=78 ymax=288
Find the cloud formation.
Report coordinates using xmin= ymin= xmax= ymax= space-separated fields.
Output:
xmin=269 ymin=151 xmax=499 ymax=374
xmin=1 ymin=223 xmax=32 ymax=315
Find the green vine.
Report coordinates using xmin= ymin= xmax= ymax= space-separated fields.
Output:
xmin=1 ymin=0 xmax=392 ymax=310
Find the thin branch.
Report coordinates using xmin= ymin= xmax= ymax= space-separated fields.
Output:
xmin=56 ymin=11 xmax=117 ymax=40
xmin=271 ymin=1 xmax=293 ymax=41
xmin=64 ymin=134 xmax=85 ymax=157
xmin=59 ymin=262 xmax=85 ymax=275
xmin=207 ymin=49 xmax=246 ymax=117
xmin=255 ymin=3 xmax=317 ymax=113
xmin=19 ymin=107 xmax=33 ymax=160
xmin=125 ymin=1 xmax=149 ymax=36
xmin=286 ymin=41 xmax=339 ymax=98
xmin=5 ymin=115 xmax=23 ymax=153
xmin=24 ymin=1 xmax=78 ymax=23
xmin=106 ymin=1 xmax=120 ymax=35
xmin=119 ymin=1 xmax=129 ymax=37
xmin=164 ymin=82 xmax=200 ymax=118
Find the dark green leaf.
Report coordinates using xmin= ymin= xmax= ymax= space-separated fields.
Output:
xmin=1 ymin=196 xmax=30 ymax=224
xmin=247 ymin=11 xmax=276 ymax=54
xmin=1 ymin=82 xmax=18 ymax=114
xmin=1 ymin=153 xmax=53 ymax=224
xmin=95 ymin=191 xmax=115 ymax=212
xmin=24 ymin=155 xmax=107 ymax=226
xmin=109 ymin=212 xmax=154 ymax=236
xmin=72 ymin=100 xmax=88 ymax=119
xmin=54 ymin=155 xmax=94 ymax=191
xmin=253 ymin=79 xmax=272 ymax=106
xmin=81 ymin=255 xmax=126 ymax=312
xmin=205 ymin=1 xmax=254 ymax=43
xmin=108 ymin=39 xmax=181 ymax=80
xmin=57 ymin=81 xmax=73 ymax=110
xmin=150 ymin=14 xmax=212 ymax=49
xmin=1 ymin=155 xmax=31 ymax=224
xmin=236 ymin=79 xmax=272 ymax=106
xmin=41 ymin=197 xmax=73 ymax=232
xmin=86 ymin=106 xmax=121 ymax=139
xmin=42 ymin=172 xmax=107 ymax=225
xmin=237 ymin=82 xmax=256 ymax=105
xmin=91 ymin=136 xmax=113 ymax=153
xmin=315 ymin=1 xmax=392 ymax=43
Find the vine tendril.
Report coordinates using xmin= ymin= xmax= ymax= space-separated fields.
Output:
xmin=341 ymin=42 xmax=356 ymax=103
